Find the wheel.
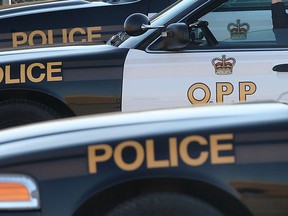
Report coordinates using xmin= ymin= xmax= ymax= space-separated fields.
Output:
xmin=0 ymin=99 xmax=60 ymax=129
xmin=106 ymin=192 xmax=225 ymax=216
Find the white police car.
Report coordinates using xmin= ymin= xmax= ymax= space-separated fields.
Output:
xmin=120 ymin=0 xmax=288 ymax=111
xmin=0 ymin=0 xmax=287 ymax=128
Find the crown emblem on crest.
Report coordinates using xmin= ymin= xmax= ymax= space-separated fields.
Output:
xmin=227 ymin=19 xmax=250 ymax=40
xmin=211 ymin=55 xmax=236 ymax=75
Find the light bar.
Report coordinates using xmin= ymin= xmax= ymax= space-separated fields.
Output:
xmin=0 ymin=174 xmax=40 ymax=210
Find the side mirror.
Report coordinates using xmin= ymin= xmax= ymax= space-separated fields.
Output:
xmin=124 ymin=13 xmax=150 ymax=36
xmin=162 ymin=23 xmax=189 ymax=50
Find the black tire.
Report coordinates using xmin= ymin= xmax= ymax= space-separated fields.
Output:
xmin=106 ymin=192 xmax=225 ymax=216
xmin=0 ymin=99 xmax=60 ymax=129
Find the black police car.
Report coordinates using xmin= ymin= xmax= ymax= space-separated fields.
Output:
xmin=0 ymin=0 xmax=176 ymax=51
xmin=0 ymin=0 xmax=288 ymax=129
xmin=0 ymin=102 xmax=287 ymax=216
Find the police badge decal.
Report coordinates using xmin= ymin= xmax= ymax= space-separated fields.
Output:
xmin=211 ymin=55 xmax=236 ymax=75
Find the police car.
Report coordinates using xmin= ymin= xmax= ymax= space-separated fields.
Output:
xmin=0 ymin=101 xmax=288 ymax=216
xmin=1 ymin=0 xmax=286 ymax=51
xmin=0 ymin=0 xmax=288 ymax=129
xmin=0 ymin=0 xmax=177 ymax=51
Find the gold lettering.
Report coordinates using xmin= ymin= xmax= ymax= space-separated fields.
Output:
xmin=28 ymin=30 xmax=47 ymax=46
xmin=216 ymin=82 xmax=234 ymax=103
xmin=20 ymin=64 xmax=26 ymax=83
xmin=27 ymin=63 xmax=45 ymax=83
xmin=11 ymin=26 xmax=103 ymax=48
xmin=180 ymin=135 xmax=209 ymax=166
xmin=114 ymin=141 xmax=144 ymax=171
xmin=87 ymin=133 xmax=236 ymax=174
xmin=47 ymin=30 xmax=54 ymax=45
xmin=87 ymin=26 xmax=102 ymax=42
xmin=5 ymin=65 xmax=20 ymax=84
xmin=169 ymin=137 xmax=179 ymax=167
xmin=188 ymin=83 xmax=211 ymax=104
xmin=62 ymin=29 xmax=68 ymax=44
xmin=12 ymin=32 xmax=28 ymax=48
xmin=88 ymin=144 xmax=113 ymax=174
xmin=0 ymin=67 xmax=4 ymax=83
xmin=0 ymin=62 xmax=63 ymax=84
xmin=146 ymin=139 xmax=169 ymax=168
xmin=68 ymin=28 xmax=86 ymax=43
xmin=210 ymin=133 xmax=235 ymax=164
xmin=47 ymin=62 xmax=62 ymax=81
xmin=239 ymin=82 xmax=257 ymax=101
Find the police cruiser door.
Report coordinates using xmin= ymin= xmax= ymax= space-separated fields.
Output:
xmin=122 ymin=0 xmax=288 ymax=111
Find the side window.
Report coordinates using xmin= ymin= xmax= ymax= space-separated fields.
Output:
xmin=200 ymin=0 xmax=288 ymax=47
xmin=149 ymin=0 xmax=288 ymax=51
xmin=202 ymin=0 xmax=276 ymax=43
xmin=217 ymin=0 xmax=288 ymax=10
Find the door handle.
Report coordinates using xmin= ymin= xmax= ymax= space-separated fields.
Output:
xmin=273 ymin=64 xmax=288 ymax=72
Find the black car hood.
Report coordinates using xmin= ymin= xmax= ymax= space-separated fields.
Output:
xmin=0 ymin=101 xmax=287 ymax=147
xmin=0 ymin=44 xmax=125 ymax=63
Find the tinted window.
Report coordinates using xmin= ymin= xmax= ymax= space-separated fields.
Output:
xmin=218 ymin=0 xmax=288 ymax=10
xmin=200 ymin=0 xmax=288 ymax=47
xmin=148 ymin=0 xmax=288 ymax=51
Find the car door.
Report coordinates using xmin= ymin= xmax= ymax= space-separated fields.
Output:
xmin=122 ymin=0 xmax=288 ymax=112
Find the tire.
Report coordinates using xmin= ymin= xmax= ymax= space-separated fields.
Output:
xmin=0 ymin=99 xmax=60 ymax=129
xmin=106 ymin=192 xmax=225 ymax=216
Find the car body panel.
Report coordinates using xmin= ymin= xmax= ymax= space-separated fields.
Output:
xmin=122 ymin=48 xmax=288 ymax=111
xmin=0 ymin=45 xmax=129 ymax=115
xmin=0 ymin=0 xmax=288 ymax=128
xmin=0 ymin=102 xmax=288 ymax=216
xmin=0 ymin=0 xmax=177 ymax=51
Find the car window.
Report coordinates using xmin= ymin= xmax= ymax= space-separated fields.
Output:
xmin=201 ymin=0 xmax=288 ymax=47
xmin=203 ymin=3 xmax=273 ymax=43
xmin=217 ymin=0 xmax=288 ymax=10
xmin=149 ymin=0 xmax=288 ymax=51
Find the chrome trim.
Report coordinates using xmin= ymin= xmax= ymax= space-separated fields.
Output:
xmin=0 ymin=174 xmax=40 ymax=210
